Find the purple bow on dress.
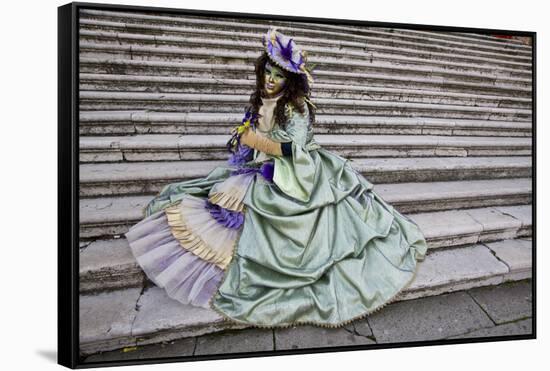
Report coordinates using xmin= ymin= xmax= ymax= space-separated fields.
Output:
xmin=230 ymin=161 xmax=274 ymax=183
xmin=204 ymin=200 xmax=245 ymax=229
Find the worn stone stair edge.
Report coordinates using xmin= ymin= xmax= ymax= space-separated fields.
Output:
xmin=79 ymin=110 xmax=533 ymax=130
xmin=82 ymin=147 xmax=494 ymax=164
xmin=79 ymin=42 xmax=532 ymax=84
xmin=79 ymin=90 xmax=531 ymax=112
xmin=80 ymin=124 xmax=532 ymax=139
xmin=79 ymin=57 xmax=532 ymax=95
xmin=77 ymin=182 xmax=532 ymax=225
xmin=78 ymin=45 xmax=532 ymax=87
xmin=78 ymin=97 xmax=533 ymax=125
xmin=80 ymin=178 xmax=532 ymax=217
xmin=79 ymin=73 xmax=532 ymax=103
xmin=79 ymin=134 xmax=532 ymax=151
xmin=282 ymin=22 xmax=531 ymax=51
xmin=78 ymin=9 xmax=532 ymax=53
xmin=78 ymin=156 xmax=532 ymax=185
xmin=84 ymin=208 xmax=534 ymax=276
xmin=427 ymin=30 xmax=530 ymax=48
xmin=78 ymin=112 xmax=533 ymax=137
xmin=78 ymin=239 xmax=532 ymax=355
xmin=81 ymin=126 xmax=531 ymax=139
xmin=79 ymin=221 xmax=530 ymax=293
xmin=482 ymin=239 xmax=532 ymax=282
xmin=79 ymin=8 xmax=531 ymax=52
xmin=78 ymin=17 xmax=532 ymax=59
xmin=78 ymin=61 xmax=533 ymax=97
xmin=114 ymin=206 xmax=519 ymax=285
xmin=79 ymin=92 xmax=532 ymax=116
xmin=78 ymin=108 xmax=532 ymax=125
xmin=79 ymin=105 xmax=532 ymax=123
xmin=332 ymin=23 xmax=530 ymax=50
xmin=78 ymin=26 xmax=532 ymax=69
xmin=79 ymin=175 xmax=533 ymax=200
xmin=79 ymin=168 xmax=534 ymax=202
xmin=78 ymin=86 xmax=533 ymax=111
xmin=79 ymin=75 xmax=533 ymax=106
xmin=79 ymin=201 xmax=533 ymax=243
xmin=78 ymin=28 xmax=532 ymax=73
xmin=77 ymin=83 xmax=530 ymax=108
xmin=78 ymin=159 xmax=533 ymax=200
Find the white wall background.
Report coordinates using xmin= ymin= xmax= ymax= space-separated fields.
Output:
xmin=0 ymin=0 xmax=545 ymax=370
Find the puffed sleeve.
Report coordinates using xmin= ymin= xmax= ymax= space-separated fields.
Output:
xmin=268 ymin=103 xmax=318 ymax=203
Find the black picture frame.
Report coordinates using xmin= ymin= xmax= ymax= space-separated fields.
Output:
xmin=58 ymin=2 xmax=536 ymax=368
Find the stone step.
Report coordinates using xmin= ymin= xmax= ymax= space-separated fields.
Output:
xmin=80 ymin=201 xmax=532 ymax=292
xmin=79 ymin=92 xmax=531 ymax=122
xmin=373 ymin=26 xmax=530 ymax=51
xmin=452 ymin=32 xmax=530 ymax=47
xmin=276 ymin=21 xmax=531 ymax=54
xmin=78 ymin=179 xmax=531 ymax=238
xmin=79 ymin=134 xmax=532 ymax=163
xmin=79 ymin=57 xmax=532 ymax=98
xmin=79 ymin=9 xmax=531 ymax=59
xmin=78 ymin=237 xmax=532 ymax=355
xmin=79 ymin=189 xmax=531 ymax=292
xmin=78 ymin=28 xmax=531 ymax=77
xmin=410 ymin=204 xmax=531 ymax=247
xmin=80 ymin=237 xmax=145 ymax=293
xmin=378 ymin=179 xmax=531 ymax=214
xmin=79 ymin=156 xmax=532 ymax=199
xmin=311 ymin=21 xmax=530 ymax=50
xmin=79 ymin=43 xmax=532 ymax=91
xmin=406 ymin=29 xmax=530 ymax=49
xmin=79 ymin=111 xmax=532 ymax=137
xmin=79 ymin=74 xmax=532 ymax=110
xmin=77 ymin=21 xmax=530 ymax=74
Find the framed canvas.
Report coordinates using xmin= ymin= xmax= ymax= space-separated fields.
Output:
xmin=58 ymin=1 xmax=536 ymax=368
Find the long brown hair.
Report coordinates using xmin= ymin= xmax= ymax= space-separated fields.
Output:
xmin=246 ymin=52 xmax=316 ymax=129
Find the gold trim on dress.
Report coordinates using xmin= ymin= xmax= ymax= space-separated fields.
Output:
xmin=165 ymin=204 xmax=233 ymax=269
xmin=208 ymin=192 xmax=245 ymax=213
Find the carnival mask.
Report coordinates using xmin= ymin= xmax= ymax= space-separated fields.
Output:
xmin=264 ymin=61 xmax=287 ymax=97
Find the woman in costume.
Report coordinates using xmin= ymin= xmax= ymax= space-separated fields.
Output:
xmin=125 ymin=28 xmax=428 ymax=328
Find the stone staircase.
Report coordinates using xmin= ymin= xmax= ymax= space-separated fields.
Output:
xmin=77 ymin=9 xmax=533 ymax=356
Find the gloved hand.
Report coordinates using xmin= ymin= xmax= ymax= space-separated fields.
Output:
xmin=240 ymin=128 xmax=283 ymax=156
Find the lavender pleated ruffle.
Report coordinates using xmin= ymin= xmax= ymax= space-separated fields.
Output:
xmin=124 ymin=161 xmax=320 ymax=311
xmin=125 ymin=209 xmax=225 ymax=308
xmin=125 ymin=170 xmax=257 ymax=309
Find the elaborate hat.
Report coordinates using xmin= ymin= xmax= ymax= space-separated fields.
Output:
xmin=262 ymin=27 xmax=314 ymax=85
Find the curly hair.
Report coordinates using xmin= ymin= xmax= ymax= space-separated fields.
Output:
xmin=246 ymin=51 xmax=316 ymax=130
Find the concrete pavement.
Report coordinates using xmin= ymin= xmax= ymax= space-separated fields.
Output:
xmin=82 ymin=279 xmax=533 ymax=364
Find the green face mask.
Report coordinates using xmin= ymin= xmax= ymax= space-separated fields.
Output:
xmin=264 ymin=61 xmax=287 ymax=97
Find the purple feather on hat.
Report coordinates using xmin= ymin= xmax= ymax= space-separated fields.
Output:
xmin=265 ymin=29 xmax=306 ymax=74
xmin=275 ymin=35 xmax=304 ymax=72
xmin=276 ymin=36 xmax=293 ymax=64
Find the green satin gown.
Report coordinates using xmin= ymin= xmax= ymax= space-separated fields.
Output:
xmin=141 ymin=102 xmax=428 ymax=328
